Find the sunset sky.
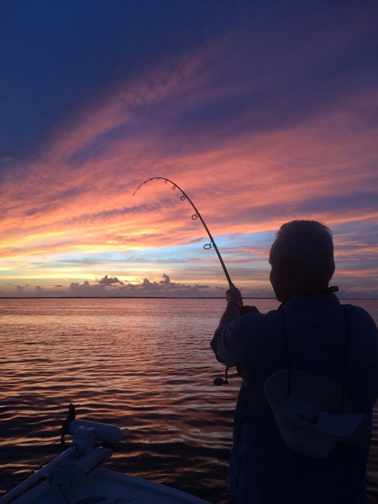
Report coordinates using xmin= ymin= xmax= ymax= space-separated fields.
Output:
xmin=1 ymin=1 xmax=377 ymax=298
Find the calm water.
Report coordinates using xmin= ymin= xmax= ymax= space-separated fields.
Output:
xmin=0 ymin=298 xmax=377 ymax=503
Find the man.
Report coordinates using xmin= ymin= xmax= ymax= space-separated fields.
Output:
xmin=211 ymin=220 xmax=378 ymax=504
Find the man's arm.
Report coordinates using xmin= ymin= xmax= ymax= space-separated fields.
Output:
xmin=219 ymin=286 xmax=242 ymax=326
xmin=211 ymin=286 xmax=261 ymax=367
xmin=219 ymin=286 xmax=259 ymax=326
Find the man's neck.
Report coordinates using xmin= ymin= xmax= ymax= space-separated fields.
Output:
xmin=281 ymin=284 xmax=337 ymax=303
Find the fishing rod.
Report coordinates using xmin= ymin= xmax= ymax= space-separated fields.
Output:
xmin=133 ymin=177 xmax=234 ymax=386
xmin=133 ymin=177 xmax=233 ymax=288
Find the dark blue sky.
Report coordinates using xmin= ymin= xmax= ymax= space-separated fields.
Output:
xmin=0 ymin=0 xmax=237 ymax=162
xmin=1 ymin=0 xmax=377 ymax=165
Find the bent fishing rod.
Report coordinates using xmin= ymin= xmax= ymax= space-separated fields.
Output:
xmin=133 ymin=177 xmax=233 ymax=386
xmin=133 ymin=177 xmax=233 ymax=287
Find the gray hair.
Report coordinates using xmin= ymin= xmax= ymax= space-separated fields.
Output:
xmin=272 ymin=220 xmax=335 ymax=281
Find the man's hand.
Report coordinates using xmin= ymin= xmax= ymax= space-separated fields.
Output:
xmin=226 ymin=285 xmax=243 ymax=307
xmin=218 ymin=285 xmax=243 ymax=326
xmin=241 ymin=305 xmax=260 ymax=315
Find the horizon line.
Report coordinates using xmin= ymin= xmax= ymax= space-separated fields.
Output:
xmin=0 ymin=296 xmax=376 ymax=301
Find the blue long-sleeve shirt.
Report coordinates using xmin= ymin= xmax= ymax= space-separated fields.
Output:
xmin=211 ymin=294 xmax=378 ymax=504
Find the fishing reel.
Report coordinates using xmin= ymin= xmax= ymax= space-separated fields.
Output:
xmin=213 ymin=367 xmax=229 ymax=386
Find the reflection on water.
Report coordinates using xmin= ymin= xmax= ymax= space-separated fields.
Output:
xmin=0 ymin=298 xmax=377 ymax=503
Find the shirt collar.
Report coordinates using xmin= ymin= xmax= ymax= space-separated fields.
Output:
xmin=280 ymin=292 xmax=340 ymax=311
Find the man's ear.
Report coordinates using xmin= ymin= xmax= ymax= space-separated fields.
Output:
xmin=281 ymin=257 xmax=293 ymax=280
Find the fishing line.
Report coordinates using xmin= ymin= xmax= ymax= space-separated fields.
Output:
xmin=133 ymin=177 xmax=233 ymax=386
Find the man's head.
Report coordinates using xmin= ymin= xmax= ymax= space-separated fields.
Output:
xmin=269 ymin=220 xmax=335 ymax=303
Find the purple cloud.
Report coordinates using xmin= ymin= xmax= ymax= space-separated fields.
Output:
xmin=97 ymin=275 xmax=124 ymax=286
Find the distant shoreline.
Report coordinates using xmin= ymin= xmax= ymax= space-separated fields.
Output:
xmin=0 ymin=296 xmax=274 ymax=300
xmin=0 ymin=296 xmax=376 ymax=301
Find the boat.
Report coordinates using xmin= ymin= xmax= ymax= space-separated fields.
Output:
xmin=0 ymin=405 xmax=211 ymax=504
